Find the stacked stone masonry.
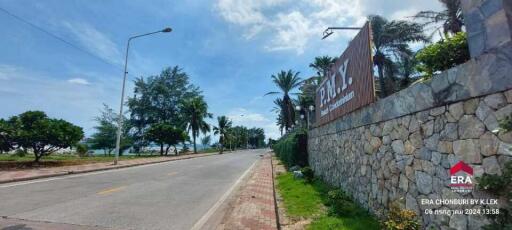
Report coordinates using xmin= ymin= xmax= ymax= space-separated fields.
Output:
xmin=309 ymin=89 xmax=512 ymax=229
xmin=308 ymin=1 xmax=512 ymax=228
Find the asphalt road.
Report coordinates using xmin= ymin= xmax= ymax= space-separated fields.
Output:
xmin=0 ymin=149 xmax=266 ymax=230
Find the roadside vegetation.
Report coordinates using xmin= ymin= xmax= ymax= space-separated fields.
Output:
xmin=269 ymin=2 xmax=468 ymax=229
xmin=0 ymin=66 xmax=268 ymax=166
xmin=276 ymin=172 xmax=380 ymax=230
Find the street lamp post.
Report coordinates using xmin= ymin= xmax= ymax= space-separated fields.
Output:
xmin=114 ymin=27 xmax=172 ymax=165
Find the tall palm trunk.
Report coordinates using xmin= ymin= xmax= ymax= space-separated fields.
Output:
xmin=376 ymin=61 xmax=387 ymax=97
xmin=193 ymin=132 xmax=197 ymax=154
xmin=219 ymin=136 xmax=224 ymax=154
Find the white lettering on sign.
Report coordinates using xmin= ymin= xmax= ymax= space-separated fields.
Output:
xmin=319 ymin=59 xmax=352 ymax=117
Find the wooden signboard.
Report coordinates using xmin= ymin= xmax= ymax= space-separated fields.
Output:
xmin=315 ymin=22 xmax=375 ymax=126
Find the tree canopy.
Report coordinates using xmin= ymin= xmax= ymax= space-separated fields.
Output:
xmin=145 ymin=123 xmax=187 ymax=155
xmin=9 ymin=111 xmax=84 ymax=162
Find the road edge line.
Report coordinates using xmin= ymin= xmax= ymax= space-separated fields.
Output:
xmin=190 ymin=159 xmax=258 ymax=230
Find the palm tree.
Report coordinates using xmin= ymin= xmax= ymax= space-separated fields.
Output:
xmin=213 ymin=116 xmax=232 ymax=154
xmin=183 ymin=97 xmax=212 ymax=154
xmin=369 ymin=15 xmax=427 ymax=97
xmin=272 ymin=98 xmax=285 ymax=136
xmin=414 ymin=0 xmax=463 ymax=37
xmin=308 ymin=56 xmax=337 ymax=77
xmin=266 ymin=70 xmax=302 ymax=131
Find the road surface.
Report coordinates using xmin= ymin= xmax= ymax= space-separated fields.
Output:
xmin=0 ymin=149 xmax=266 ymax=230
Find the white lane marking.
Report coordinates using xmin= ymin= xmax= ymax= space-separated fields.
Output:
xmin=190 ymin=160 xmax=258 ymax=230
xmin=0 ymin=156 xmax=217 ymax=188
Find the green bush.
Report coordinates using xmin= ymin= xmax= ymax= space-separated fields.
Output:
xmin=15 ymin=149 xmax=27 ymax=157
xmin=383 ymin=202 xmax=420 ymax=230
xmin=326 ymin=189 xmax=361 ymax=217
xmin=272 ymin=129 xmax=308 ymax=168
xmin=301 ymin=166 xmax=314 ymax=182
xmin=416 ymin=32 xmax=470 ymax=78
xmin=75 ymin=143 xmax=88 ymax=157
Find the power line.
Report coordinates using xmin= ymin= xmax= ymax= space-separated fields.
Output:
xmin=0 ymin=6 xmax=139 ymax=77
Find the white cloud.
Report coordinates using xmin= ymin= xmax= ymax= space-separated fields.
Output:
xmin=215 ymin=0 xmax=443 ymax=54
xmin=62 ymin=21 xmax=123 ymax=65
xmin=215 ymin=0 xmax=366 ymax=54
xmin=0 ymin=64 xmax=20 ymax=80
xmin=67 ymin=78 xmax=90 ymax=85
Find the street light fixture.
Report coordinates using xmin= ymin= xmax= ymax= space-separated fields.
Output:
xmin=114 ymin=27 xmax=172 ymax=165
xmin=321 ymin=27 xmax=361 ymax=40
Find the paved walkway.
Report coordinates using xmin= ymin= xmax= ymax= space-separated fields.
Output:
xmin=0 ymin=153 xmax=215 ymax=184
xmin=216 ymin=153 xmax=278 ymax=230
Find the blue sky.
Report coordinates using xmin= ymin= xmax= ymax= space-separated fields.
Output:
xmin=0 ymin=0 xmax=441 ymax=139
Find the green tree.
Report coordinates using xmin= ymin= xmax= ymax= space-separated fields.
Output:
xmin=369 ymin=15 xmax=427 ymax=97
xmin=88 ymin=104 xmax=132 ymax=155
xmin=271 ymin=98 xmax=285 ymax=136
xmin=414 ymin=0 xmax=463 ymax=37
xmin=200 ymin=135 xmax=211 ymax=147
xmin=213 ymin=116 xmax=232 ymax=154
xmin=128 ymin=66 xmax=200 ymax=150
xmin=248 ymin=127 xmax=265 ymax=148
xmin=308 ymin=56 xmax=336 ymax=78
xmin=183 ymin=96 xmax=212 ymax=153
xmin=0 ymin=119 xmax=14 ymax=153
xmin=10 ymin=111 xmax=83 ymax=162
xmin=266 ymin=70 xmax=302 ymax=131
xmin=145 ymin=123 xmax=187 ymax=155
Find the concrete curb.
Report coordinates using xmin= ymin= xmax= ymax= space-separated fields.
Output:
xmin=269 ymin=151 xmax=281 ymax=230
xmin=0 ymin=153 xmax=218 ymax=184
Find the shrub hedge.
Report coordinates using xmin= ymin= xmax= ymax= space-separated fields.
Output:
xmin=415 ymin=32 xmax=470 ymax=78
xmin=272 ymin=129 xmax=308 ymax=168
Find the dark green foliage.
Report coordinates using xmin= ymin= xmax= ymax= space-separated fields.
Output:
xmin=75 ymin=143 xmax=88 ymax=157
xmin=326 ymin=189 xmax=362 ymax=217
xmin=145 ymin=123 xmax=187 ymax=156
xmin=415 ymin=32 xmax=470 ymax=78
xmin=301 ymin=166 xmax=314 ymax=183
xmin=88 ymin=104 xmax=132 ymax=155
xmin=9 ymin=111 xmax=84 ymax=162
xmin=128 ymin=66 xmax=200 ymax=151
xmin=0 ymin=119 xmax=14 ymax=153
xmin=499 ymin=114 xmax=512 ymax=132
xmin=266 ymin=70 xmax=302 ymax=131
xmin=369 ymin=14 xmax=427 ymax=97
xmin=383 ymin=202 xmax=421 ymax=230
xmin=182 ymin=96 xmax=211 ymax=153
xmin=414 ymin=0 xmax=464 ymax=37
xmin=213 ymin=116 xmax=232 ymax=154
xmin=272 ymin=129 xmax=308 ymax=168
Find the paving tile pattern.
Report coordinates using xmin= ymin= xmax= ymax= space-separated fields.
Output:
xmin=217 ymin=154 xmax=278 ymax=230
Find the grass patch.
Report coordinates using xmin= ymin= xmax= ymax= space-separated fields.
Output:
xmin=277 ymin=172 xmax=329 ymax=217
xmin=307 ymin=216 xmax=380 ymax=230
xmin=0 ymin=153 xmax=165 ymax=169
xmin=197 ymin=148 xmax=219 ymax=154
xmin=276 ymin=172 xmax=380 ymax=230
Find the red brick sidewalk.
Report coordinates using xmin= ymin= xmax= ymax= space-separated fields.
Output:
xmin=216 ymin=153 xmax=278 ymax=230
xmin=0 ymin=153 xmax=215 ymax=184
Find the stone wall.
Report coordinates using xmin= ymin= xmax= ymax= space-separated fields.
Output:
xmin=309 ymin=89 xmax=512 ymax=229
xmin=308 ymin=1 xmax=512 ymax=228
